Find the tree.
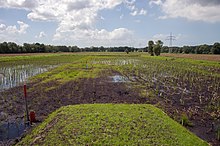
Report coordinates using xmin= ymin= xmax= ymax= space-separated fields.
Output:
xmin=153 ymin=40 xmax=163 ymax=56
xmin=148 ymin=40 xmax=154 ymax=56
xmin=8 ymin=42 xmax=18 ymax=53
xmin=211 ymin=42 xmax=220 ymax=54
xmin=183 ymin=46 xmax=191 ymax=54
xmin=125 ymin=49 xmax=129 ymax=54
xmin=161 ymin=46 xmax=169 ymax=53
xmin=199 ymin=44 xmax=211 ymax=54
xmin=157 ymin=40 xmax=163 ymax=47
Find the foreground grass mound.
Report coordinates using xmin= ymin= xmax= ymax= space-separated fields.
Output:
xmin=18 ymin=104 xmax=207 ymax=146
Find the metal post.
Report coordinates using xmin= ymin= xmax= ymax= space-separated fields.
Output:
xmin=24 ymin=83 xmax=29 ymax=122
xmin=166 ymin=32 xmax=176 ymax=53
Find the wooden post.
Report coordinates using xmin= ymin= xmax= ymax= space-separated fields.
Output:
xmin=24 ymin=83 xmax=29 ymax=122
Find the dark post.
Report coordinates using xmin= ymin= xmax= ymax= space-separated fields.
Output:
xmin=24 ymin=83 xmax=29 ymax=122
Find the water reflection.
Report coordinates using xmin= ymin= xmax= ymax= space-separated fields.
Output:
xmin=110 ymin=75 xmax=130 ymax=83
xmin=0 ymin=119 xmax=29 ymax=141
xmin=91 ymin=59 xmax=140 ymax=66
xmin=0 ymin=64 xmax=55 ymax=91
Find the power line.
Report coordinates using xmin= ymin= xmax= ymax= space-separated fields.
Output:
xmin=166 ymin=32 xmax=176 ymax=53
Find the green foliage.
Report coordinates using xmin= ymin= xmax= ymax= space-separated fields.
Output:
xmin=183 ymin=46 xmax=192 ymax=54
xmin=153 ymin=44 xmax=161 ymax=56
xmin=211 ymin=42 xmax=220 ymax=54
xmin=18 ymin=104 xmax=207 ymax=146
xmin=156 ymin=40 xmax=163 ymax=47
xmin=0 ymin=42 xmax=143 ymax=53
xmin=125 ymin=49 xmax=129 ymax=54
xmin=180 ymin=113 xmax=193 ymax=127
xmin=161 ymin=46 xmax=169 ymax=53
xmin=148 ymin=40 xmax=154 ymax=56
xmin=1 ymin=41 xmax=220 ymax=54
xmin=148 ymin=40 xmax=163 ymax=56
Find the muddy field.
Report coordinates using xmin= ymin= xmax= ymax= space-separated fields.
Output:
xmin=0 ymin=53 xmax=220 ymax=146
xmin=162 ymin=53 xmax=220 ymax=61
xmin=0 ymin=69 xmax=219 ymax=146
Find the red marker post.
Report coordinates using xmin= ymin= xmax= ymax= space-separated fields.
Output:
xmin=24 ymin=82 xmax=29 ymax=122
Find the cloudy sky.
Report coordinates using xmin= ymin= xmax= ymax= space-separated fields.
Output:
xmin=0 ymin=0 xmax=220 ymax=47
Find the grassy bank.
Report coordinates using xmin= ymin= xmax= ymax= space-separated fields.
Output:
xmin=17 ymin=104 xmax=208 ymax=146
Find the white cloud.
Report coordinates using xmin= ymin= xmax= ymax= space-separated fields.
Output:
xmin=0 ymin=0 xmax=144 ymax=46
xmin=152 ymin=34 xmax=168 ymax=41
xmin=35 ymin=31 xmax=46 ymax=38
xmin=23 ymin=0 xmax=130 ymax=46
xmin=125 ymin=0 xmax=147 ymax=16
xmin=53 ymin=27 xmax=134 ymax=47
xmin=149 ymin=0 xmax=162 ymax=6
xmin=139 ymin=9 xmax=147 ymax=15
xmin=0 ymin=24 xmax=6 ymax=31
xmin=130 ymin=9 xmax=147 ymax=16
xmin=0 ymin=21 xmax=29 ymax=34
xmin=130 ymin=10 xmax=138 ymax=16
xmin=17 ymin=21 xmax=29 ymax=34
xmin=0 ymin=0 xmax=38 ymax=10
xmin=0 ymin=21 xmax=29 ymax=42
xmin=150 ymin=0 xmax=220 ymax=23
xmin=100 ymin=16 xmax=105 ymax=20
xmin=120 ymin=14 xmax=124 ymax=19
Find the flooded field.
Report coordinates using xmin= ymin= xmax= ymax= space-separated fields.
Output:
xmin=0 ymin=64 xmax=55 ymax=91
xmin=0 ymin=53 xmax=219 ymax=145
xmin=0 ymin=119 xmax=29 ymax=141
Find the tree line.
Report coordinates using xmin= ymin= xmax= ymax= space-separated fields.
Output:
xmin=0 ymin=42 xmax=140 ymax=54
xmin=148 ymin=41 xmax=220 ymax=55
xmin=0 ymin=41 xmax=219 ymax=54
xmin=160 ymin=42 xmax=220 ymax=54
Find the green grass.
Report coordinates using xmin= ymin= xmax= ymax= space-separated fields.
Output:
xmin=1 ymin=53 xmax=219 ymax=144
xmin=17 ymin=104 xmax=207 ymax=146
xmin=0 ymin=54 xmax=85 ymax=65
xmin=30 ymin=57 xmax=109 ymax=85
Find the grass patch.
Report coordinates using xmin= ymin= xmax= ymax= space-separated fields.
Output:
xmin=18 ymin=104 xmax=207 ymax=146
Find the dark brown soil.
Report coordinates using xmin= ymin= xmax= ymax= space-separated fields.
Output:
xmin=0 ymin=70 xmax=219 ymax=146
xmin=161 ymin=53 xmax=220 ymax=62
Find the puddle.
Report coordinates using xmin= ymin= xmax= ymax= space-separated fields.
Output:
xmin=0 ymin=119 xmax=30 ymax=141
xmin=110 ymin=75 xmax=130 ymax=83
xmin=92 ymin=59 xmax=140 ymax=66
xmin=0 ymin=64 xmax=56 ymax=91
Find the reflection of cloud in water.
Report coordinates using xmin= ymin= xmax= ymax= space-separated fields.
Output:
xmin=0 ymin=73 xmax=4 ymax=78
xmin=0 ymin=65 xmax=56 ymax=91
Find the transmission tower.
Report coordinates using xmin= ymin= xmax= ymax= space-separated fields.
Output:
xmin=166 ymin=32 xmax=176 ymax=53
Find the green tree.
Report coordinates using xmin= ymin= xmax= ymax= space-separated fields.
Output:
xmin=211 ymin=42 xmax=220 ymax=54
xmin=125 ymin=49 xmax=129 ymax=54
xmin=148 ymin=40 xmax=154 ymax=56
xmin=153 ymin=40 xmax=163 ymax=56
xmin=157 ymin=40 xmax=163 ymax=47
xmin=199 ymin=44 xmax=211 ymax=54
xmin=8 ymin=42 xmax=18 ymax=53
xmin=183 ymin=46 xmax=191 ymax=54
xmin=161 ymin=46 xmax=169 ymax=53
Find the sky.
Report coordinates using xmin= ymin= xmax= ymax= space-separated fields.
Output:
xmin=0 ymin=0 xmax=220 ymax=48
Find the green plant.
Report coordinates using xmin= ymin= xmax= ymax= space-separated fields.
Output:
xmin=180 ymin=113 xmax=193 ymax=127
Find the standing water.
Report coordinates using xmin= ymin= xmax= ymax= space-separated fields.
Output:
xmin=0 ymin=64 xmax=56 ymax=143
xmin=0 ymin=64 xmax=55 ymax=91
xmin=0 ymin=119 xmax=30 ymax=141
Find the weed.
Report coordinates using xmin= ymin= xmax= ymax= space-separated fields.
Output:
xmin=180 ymin=113 xmax=193 ymax=127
